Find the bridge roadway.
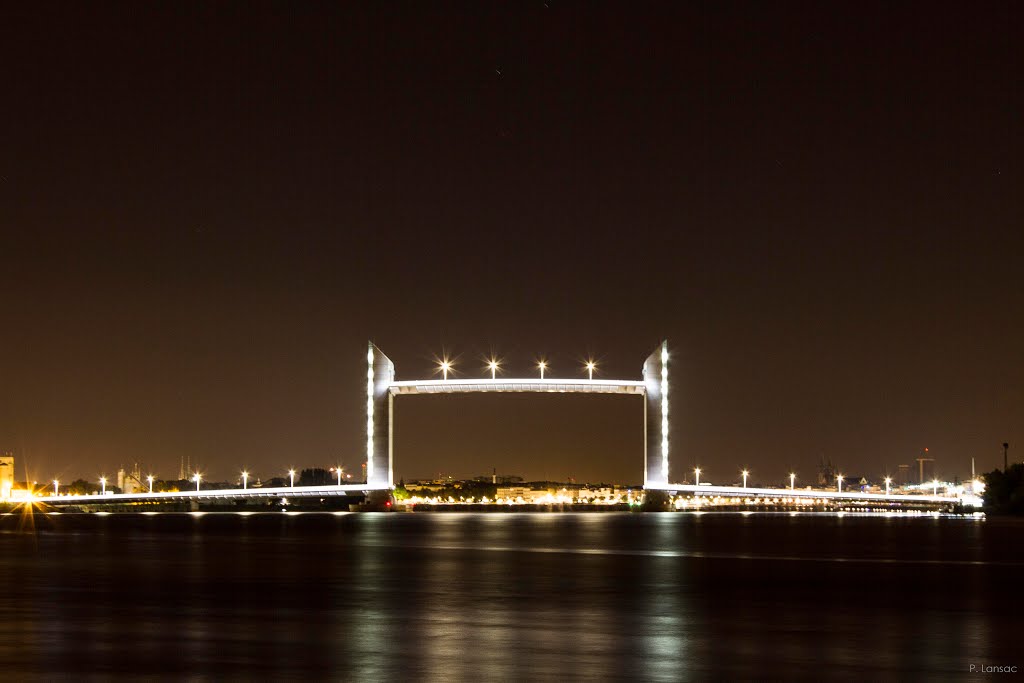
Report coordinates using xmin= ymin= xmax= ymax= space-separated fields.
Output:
xmin=388 ymin=378 xmax=647 ymax=395
xmin=30 ymin=482 xmax=981 ymax=508
xmin=33 ymin=483 xmax=371 ymax=506
xmin=645 ymin=483 xmax=982 ymax=507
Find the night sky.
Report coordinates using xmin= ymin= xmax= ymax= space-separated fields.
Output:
xmin=2 ymin=2 xmax=1021 ymax=486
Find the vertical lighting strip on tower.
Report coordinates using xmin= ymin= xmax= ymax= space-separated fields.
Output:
xmin=367 ymin=344 xmax=375 ymax=482
xmin=660 ymin=342 xmax=669 ymax=481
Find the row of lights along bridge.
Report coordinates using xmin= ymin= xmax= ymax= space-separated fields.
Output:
xmin=47 ymin=468 xmax=970 ymax=499
xmin=436 ymin=356 xmax=598 ymax=381
xmin=691 ymin=468 xmax=976 ymax=496
xmin=48 ymin=466 xmax=352 ymax=496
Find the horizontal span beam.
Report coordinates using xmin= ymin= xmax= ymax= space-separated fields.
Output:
xmin=31 ymin=483 xmax=390 ymax=504
xmin=389 ymin=378 xmax=646 ymax=395
xmin=645 ymin=483 xmax=980 ymax=506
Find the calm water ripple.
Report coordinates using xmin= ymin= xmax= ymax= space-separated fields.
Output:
xmin=0 ymin=511 xmax=1020 ymax=680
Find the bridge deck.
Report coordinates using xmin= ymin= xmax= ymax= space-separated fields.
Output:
xmin=646 ymin=483 xmax=980 ymax=506
xmin=27 ymin=482 xmax=978 ymax=507
xmin=389 ymin=378 xmax=647 ymax=395
xmin=33 ymin=483 xmax=376 ymax=505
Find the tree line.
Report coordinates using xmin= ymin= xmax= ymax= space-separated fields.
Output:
xmin=982 ymin=463 xmax=1024 ymax=515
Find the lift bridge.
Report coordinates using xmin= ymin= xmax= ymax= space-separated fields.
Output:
xmin=33 ymin=341 xmax=969 ymax=509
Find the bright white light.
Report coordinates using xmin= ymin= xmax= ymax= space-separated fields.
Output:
xmin=367 ymin=344 xmax=374 ymax=482
xmin=100 ymin=476 xmax=107 ymax=495
xmin=660 ymin=341 xmax=668 ymax=483
xmin=585 ymin=360 xmax=596 ymax=381
xmin=537 ymin=360 xmax=548 ymax=380
xmin=973 ymin=478 xmax=985 ymax=494
xmin=741 ymin=470 xmax=749 ymax=488
xmin=789 ymin=473 xmax=796 ymax=490
xmin=487 ymin=358 xmax=500 ymax=380
xmin=193 ymin=472 xmax=201 ymax=492
xmin=836 ymin=474 xmax=844 ymax=493
xmin=289 ymin=469 xmax=296 ymax=487
xmin=147 ymin=474 xmax=155 ymax=493
xmin=53 ymin=479 xmax=59 ymax=496
xmin=241 ymin=471 xmax=249 ymax=490
xmin=694 ymin=467 xmax=701 ymax=486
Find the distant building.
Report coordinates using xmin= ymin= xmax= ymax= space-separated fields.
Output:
xmin=916 ymin=458 xmax=936 ymax=484
xmin=817 ymin=456 xmax=837 ymax=486
xmin=117 ymin=464 xmax=145 ymax=494
xmin=496 ymin=486 xmax=554 ymax=503
xmin=842 ymin=476 xmax=869 ymax=491
xmin=496 ymin=486 xmax=528 ymax=501
xmin=473 ymin=473 xmax=524 ymax=484
xmin=576 ymin=487 xmax=614 ymax=502
xmin=895 ymin=464 xmax=913 ymax=486
xmin=0 ymin=453 xmax=13 ymax=498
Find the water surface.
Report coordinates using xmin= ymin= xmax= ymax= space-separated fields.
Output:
xmin=0 ymin=511 xmax=1019 ymax=680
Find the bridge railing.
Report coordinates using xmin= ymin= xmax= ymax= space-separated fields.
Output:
xmin=645 ymin=483 xmax=981 ymax=506
xmin=30 ymin=483 xmax=385 ymax=504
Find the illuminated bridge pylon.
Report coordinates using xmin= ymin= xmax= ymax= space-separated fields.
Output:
xmin=365 ymin=341 xmax=671 ymax=489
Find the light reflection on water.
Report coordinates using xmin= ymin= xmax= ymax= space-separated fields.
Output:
xmin=0 ymin=511 xmax=1019 ymax=680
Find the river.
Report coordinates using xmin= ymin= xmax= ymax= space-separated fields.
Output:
xmin=0 ymin=511 xmax=1019 ymax=680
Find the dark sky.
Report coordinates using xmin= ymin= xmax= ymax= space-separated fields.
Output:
xmin=2 ymin=1 xmax=1021 ymax=486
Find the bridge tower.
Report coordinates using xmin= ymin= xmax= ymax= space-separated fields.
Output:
xmin=364 ymin=340 xmax=671 ymax=490
xmin=366 ymin=343 xmax=395 ymax=489
xmin=642 ymin=341 xmax=670 ymax=487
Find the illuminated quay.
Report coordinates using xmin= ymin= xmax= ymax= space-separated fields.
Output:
xmin=19 ymin=480 xmax=981 ymax=513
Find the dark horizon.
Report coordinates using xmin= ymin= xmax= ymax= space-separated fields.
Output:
xmin=2 ymin=2 xmax=1021 ymax=485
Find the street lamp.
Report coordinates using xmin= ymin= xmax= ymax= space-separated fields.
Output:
xmin=487 ymin=358 xmax=500 ymax=380
xmin=289 ymin=469 xmax=296 ymax=488
xmin=741 ymin=469 xmax=749 ymax=489
xmin=585 ymin=360 xmax=597 ymax=381
xmin=537 ymin=360 xmax=548 ymax=380
xmin=331 ymin=466 xmax=343 ymax=486
xmin=53 ymin=479 xmax=59 ymax=496
xmin=789 ymin=472 xmax=796 ymax=490
xmin=932 ymin=479 xmax=939 ymax=496
xmin=147 ymin=475 xmax=155 ymax=493
xmin=241 ymin=471 xmax=249 ymax=490
xmin=100 ymin=476 xmax=107 ymax=495
xmin=884 ymin=476 xmax=892 ymax=496
xmin=836 ymin=474 xmax=844 ymax=493
xmin=694 ymin=467 xmax=701 ymax=486
xmin=439 ymin=359 xmax=452 ymax=381
xmin=193 ymin=472 xmax=201 ymax=492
